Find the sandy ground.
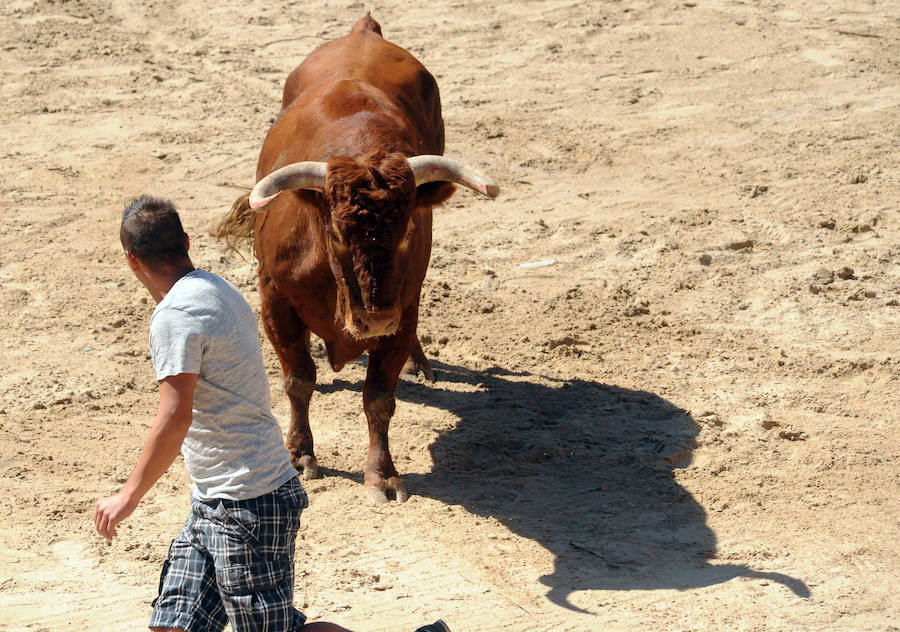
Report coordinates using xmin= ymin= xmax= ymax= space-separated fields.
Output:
xmin=1 ymin=1 xmax=899 ymax=631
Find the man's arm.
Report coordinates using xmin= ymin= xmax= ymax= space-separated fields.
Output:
xmin=94 ymin=372 xmax=198 ymax=541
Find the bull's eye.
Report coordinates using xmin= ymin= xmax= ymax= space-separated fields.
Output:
xmin=329 ymin=220 xmax=349 ymax=255
xmin=331 ymin=236 xmax=349 ymax=256
xmin=402 ymin=221 xmax=415 ymax=244
xmin=329 ymin=219 xmax=343 ymax=241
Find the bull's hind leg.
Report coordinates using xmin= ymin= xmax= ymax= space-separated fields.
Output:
xmin=260 ymin=280 xmax=319 ymax=479
xmin=402 ymin=335 xmax=435 ymax=382
xmin=363 ymin=332 xmax=416 ymax=503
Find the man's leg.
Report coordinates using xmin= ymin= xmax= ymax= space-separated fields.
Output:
xmin=149 ymin=515 xmax=229 ymax=632
xmin=202 ymin=478 xmax=307 ymax=632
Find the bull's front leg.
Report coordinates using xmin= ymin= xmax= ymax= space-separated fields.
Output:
xmin=283 ymin=374 xmax=317 ymax=479
xmin=362 ymin=334 xmax=414 ymax=503
xmin=260 ymin=280 xmax=319 ymax=480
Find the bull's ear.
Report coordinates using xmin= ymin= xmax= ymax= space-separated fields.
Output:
xmin=415 ymin=181 xmax=456 ymax=207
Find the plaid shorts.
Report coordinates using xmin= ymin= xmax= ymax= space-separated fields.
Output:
xmin=149 ymin=476 xmax=308 ymax=632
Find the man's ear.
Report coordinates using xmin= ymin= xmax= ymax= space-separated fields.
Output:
xmin=124 ymin=250 xmax=141 ymax=272
xmin=184 ymin=233 xmax=190 ymax=252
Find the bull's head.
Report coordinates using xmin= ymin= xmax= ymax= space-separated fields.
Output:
xmin=250 ymin=152 xmax=499 ymax=340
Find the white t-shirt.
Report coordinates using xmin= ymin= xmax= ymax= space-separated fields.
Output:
xmin=149 ymin=269 xmax=297 ymax=500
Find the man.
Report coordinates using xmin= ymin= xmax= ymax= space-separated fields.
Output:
xmin=95 ymin=195 xmax=449 ymax=632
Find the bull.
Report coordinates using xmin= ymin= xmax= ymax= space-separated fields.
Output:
xmin=215 ymin=14 xmax=498 ymax=502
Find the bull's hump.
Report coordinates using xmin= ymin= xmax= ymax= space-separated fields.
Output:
xmin=305 ymin=29 xmax=424 ymax=84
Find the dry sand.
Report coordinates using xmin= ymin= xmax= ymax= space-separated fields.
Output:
xmin=1 ymin=1 xmax=898 ymax=631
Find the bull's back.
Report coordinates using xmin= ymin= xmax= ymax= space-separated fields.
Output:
xmin=284 ymin=34 xmax=425 ymax=102
xmin=282 ymin=14 xmax=426 ymax=102
xmin=277 ymin=19 xmax=443 ymax=151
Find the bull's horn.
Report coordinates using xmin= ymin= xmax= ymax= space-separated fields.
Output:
xmin=407 ymin=155 xmax=500 ymax=199
xmin=249 ymin=161 xmax=328 ymax=209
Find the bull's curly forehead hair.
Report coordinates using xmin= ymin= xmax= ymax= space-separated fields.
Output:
xmin=120 ymin=194 xmax=188 ymax=267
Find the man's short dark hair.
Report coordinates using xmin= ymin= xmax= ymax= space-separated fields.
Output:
xmin=120 ymin=195 xmax=188 ymax=267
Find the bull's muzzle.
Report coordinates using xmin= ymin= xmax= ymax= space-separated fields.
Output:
xmin=347 ymin=307 xmax=400 ymax=339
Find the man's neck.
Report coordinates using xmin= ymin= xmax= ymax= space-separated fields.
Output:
xmin=147 ymin=262 xmax=196 ymax=304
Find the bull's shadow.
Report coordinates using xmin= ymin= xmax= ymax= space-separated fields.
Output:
xmin=322 ymin=361 xmax=809 ymax=611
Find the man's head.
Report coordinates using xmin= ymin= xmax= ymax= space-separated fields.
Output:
xmin=120 ymin=195 xmax=190 ymax=269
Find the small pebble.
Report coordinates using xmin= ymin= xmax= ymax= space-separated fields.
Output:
xmin=724 ymin=235 xmax=754 ymax=250
xmin=836 ymin=267 xmax=854 ymax=279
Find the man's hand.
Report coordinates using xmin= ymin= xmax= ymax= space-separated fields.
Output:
xmin=95 ymin=489 xmax=139 ymax=541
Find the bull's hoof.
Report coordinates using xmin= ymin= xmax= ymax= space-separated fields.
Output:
xmin=401 ymin=356 xmax=435 ymax=383
xmin=403 ymin=339 xmax=436 ymax=383
xmin=292 ymin=454 xmax=319 ymax=480
xmin=366 ymin=477 xmax=409 ymax=504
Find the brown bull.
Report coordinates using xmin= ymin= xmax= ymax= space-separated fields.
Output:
xmin=215 ymin=14 xmax=498 ymax=503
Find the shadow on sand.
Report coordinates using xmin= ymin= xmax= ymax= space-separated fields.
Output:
xmin=321 ymin=361 xmax=809 ymax=611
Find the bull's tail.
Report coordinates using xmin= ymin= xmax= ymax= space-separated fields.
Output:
xmin=351 ymin=12 xmax=382 ymax=36
xmin=211 ymin=192 xmax=257 ymax=256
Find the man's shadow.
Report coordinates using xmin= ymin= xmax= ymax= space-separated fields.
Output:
xmin=323 ymin=361 xmax=809 ymax=612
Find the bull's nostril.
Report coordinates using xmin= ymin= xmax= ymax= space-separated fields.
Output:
xmin=350 ymin=311 xmax=399 ymax=337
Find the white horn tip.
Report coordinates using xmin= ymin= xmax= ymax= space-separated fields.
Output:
xmin=249 ymin=193 xmax=276 ymax=209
